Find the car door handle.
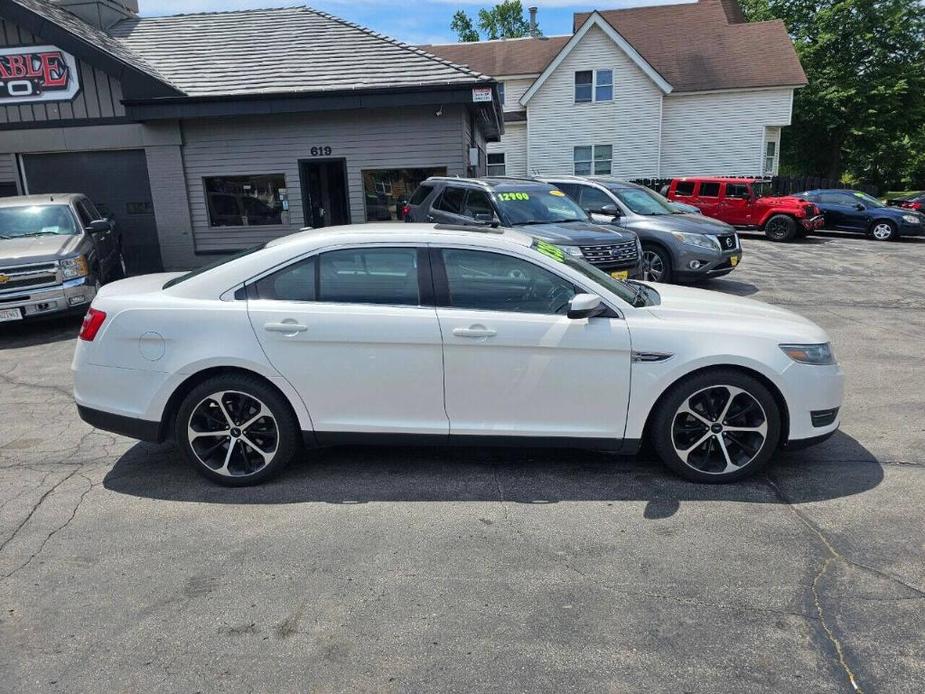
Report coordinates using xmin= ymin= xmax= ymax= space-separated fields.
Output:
xmin=264 ymin=321 xmax=308 ymax=334
xmin=426 ymin=215 xmax=435 ymax=222
xmin=452 ymin=326 xmax=497 ymax=338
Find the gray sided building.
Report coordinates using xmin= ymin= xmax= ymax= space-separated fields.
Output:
xmin=0 ymin=0 xmax=502 ymax=271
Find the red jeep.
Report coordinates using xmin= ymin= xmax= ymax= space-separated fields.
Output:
xmin=666 ymin=177 xmax=825 ymax=242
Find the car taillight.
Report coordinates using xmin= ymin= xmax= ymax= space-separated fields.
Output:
xmin=911 ymin=201 xmax=922 ymax=210
xmin=79 ymin=308 xmax=107 ymax=341
xmin=402 ymin=204 xmax=411 ymax=219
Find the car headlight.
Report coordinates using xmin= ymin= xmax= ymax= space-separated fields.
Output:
xmin=902 ymin=214 xmax=919 ymax=224
xmin=670 ymin=231 xmax=720 ymax=250
xmin=561 ymin=245 xmax=584 ymax=257
xmin=60 ymin=255 xmax=89 ymax=279
xmin=779 ymin=343 xmax=836 ymax=365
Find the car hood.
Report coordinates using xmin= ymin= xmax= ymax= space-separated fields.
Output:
xmin=514 ymin=221 xmax=637 ymax=245
xmin=613 ymin=213 xmax=734 ymax=236
xmin=643 ymin=282 xmax=829 ymax=343
xmin=0 ymin=234 xmax=84 ymax=264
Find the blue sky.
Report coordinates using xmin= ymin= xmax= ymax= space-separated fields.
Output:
xmin=139 ymin=1 xmax=687 ymax=45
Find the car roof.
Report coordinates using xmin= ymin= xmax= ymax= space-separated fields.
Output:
xmin=803 ymin=189 xmax=864 ymax=194
xmin=0 ymin=194 xmax=83 ymax=207
xmin=674 ymin=177 xmax=767 ymax=183
xmin=424 ymin=176 xmax=556 ymax=192
xmin=538 ymin=175 xmax=641 ymax=190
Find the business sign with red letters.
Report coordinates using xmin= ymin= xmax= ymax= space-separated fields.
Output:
xmin=0 ymin=45 xmax=80 ymax=104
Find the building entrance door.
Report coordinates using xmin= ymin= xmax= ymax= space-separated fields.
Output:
xmin=300 ymin=159 xmax=349 ymax=228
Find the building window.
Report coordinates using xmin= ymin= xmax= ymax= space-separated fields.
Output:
xmin=204 ymin=174 xmax=288 ymax=227
xmin=764 ymin=141 xmax=777 ymax=174
xmin=595 ymin=70 xmax=613 ymax=101
xmin=361 ymin=167 xmax=446 ymax=221
xmin=575 ymin=71 xmax=593 ymax=103
xmin=498 ymin=82 xmax=505 ymax=105
xmin=575 ymin=70 xmax=613 ymax=103
xmin=574 ymin=145 xmax=612 ymax=175
xmin=487 ymin=153 xmax=506 ymax=176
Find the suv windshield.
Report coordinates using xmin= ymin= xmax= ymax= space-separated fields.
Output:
xmin=496 ymin=189 xmax=589 ymax=225
xmin=751 ymin=182 xmax=773 ymax=198
xmin=0 ymin=205 xmax=78 ymax=239
xmin=608 ymin=187 xmax=674 ymax=216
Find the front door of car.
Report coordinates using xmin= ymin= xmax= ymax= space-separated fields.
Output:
xmin=694 ymin=182 xmax=722 ymax=218
xmin=720 ymin=183 xmax=751 ymax=225
xmin=432 ymin=246 xmax=632 ymax=440
xmin=839 ymin=193 xmax=870 ymax=230
xmin=247 ymin=246 xmax=448 ymax=437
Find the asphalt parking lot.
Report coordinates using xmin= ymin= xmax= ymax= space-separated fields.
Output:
xmin=1 ymin=231 xmax=923 ymax=693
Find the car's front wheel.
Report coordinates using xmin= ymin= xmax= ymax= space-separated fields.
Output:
xmin=651 ymin=370 xmax=782 ymax=483
xmin=764 ymin=215 xmax=796 ymax=242
xmin=641 ymin=244 xmax=672 ymax=283
xmin=175 ymin=374 xmax=300 ymax=486
xmin=869 ymin=220 xmax=897 ymax=241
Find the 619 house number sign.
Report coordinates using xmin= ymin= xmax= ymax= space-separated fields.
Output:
xmin=0 ymin=45 xmax=80 ymax=104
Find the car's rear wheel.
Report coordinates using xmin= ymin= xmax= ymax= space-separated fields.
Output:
xmin=764 ymin=215 xmax=796 ymax=242
xmin=175 ymin=374 xmax=300 ymax=486
xmin=641 ymin=244 xmax=672 ymax=283
xmin=651 ymin=370 xmax=782 ymax=483
xmin=869 ymin=220 xmax=897 ymax=241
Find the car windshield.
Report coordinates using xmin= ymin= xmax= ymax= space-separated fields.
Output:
xmin=496 ymin=189 xmax=589 ymax=225
xmin=609 ymin=186 xmax=674 ymax=216
xmin=850 ymin=191 xmax=885 ymax=208
xmin=530 ymin=239 xmax=656 ymax=307
xmin=751 ymin=182 xmax=773 ymax=198
xmin=163 ymin=243 xmax=267 ymax=289
xmin=0 ymin=205 xmax=78 ymax=239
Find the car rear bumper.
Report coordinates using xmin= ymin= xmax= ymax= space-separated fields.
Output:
xmin=77 ymin=404 xmax=163 ymax=442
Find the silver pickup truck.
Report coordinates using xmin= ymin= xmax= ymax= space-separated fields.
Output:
xmin=0 ymin=194 xmax=125 ymax=324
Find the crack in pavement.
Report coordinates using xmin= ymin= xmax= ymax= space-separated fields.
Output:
xmin=762 ymin=474 xmax=925 ymax=693
xmin=0 ymin=466 xmax=81 ymax=556
xmin=0 ymin=369 xmax=72 ymax=399
xmin=1 ymin=472 xmax=94 ymax=580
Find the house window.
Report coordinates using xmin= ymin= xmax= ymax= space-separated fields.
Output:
xmin=764 ymin=141 xmax=777 ymax=174
xmin=487 ymin=153 xmax=506 ymax=176
xmin=575 ymin=71 xmax=593 ymax=103
xmin=204 ymin=174 xmax=287 ymax=227
xmin=575 ymin=70 xmax=613 ymax=103
xmin=361 ymin=167 xmax=446 ymax=221
xmin=573 ymin=145 xmax=612 ymax=175
xmin=498 ymin=82 xmax=505 ymax=105
xmin=595 ymin=70 xmax=613 ymax=101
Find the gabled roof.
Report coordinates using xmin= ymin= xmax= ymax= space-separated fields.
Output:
xmin=108 ymin=6 xmax=492 ymax=97
xmin=522 ymin=12 xmax=673 ymax=104
xmin=424 ymin=0 xmax=806 ymax=94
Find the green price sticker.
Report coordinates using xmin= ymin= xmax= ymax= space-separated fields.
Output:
xmin=533 ymin=240 xmax=567 ymax=263
xmin=498 ymin=192 xmax=530 ymax=201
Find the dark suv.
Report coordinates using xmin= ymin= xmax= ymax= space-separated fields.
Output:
xmin=404 ymin=177 xmax=642 ymax=279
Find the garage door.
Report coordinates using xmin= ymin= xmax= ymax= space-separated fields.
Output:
xmin=21 ymin=150 xmax=162 ymax=274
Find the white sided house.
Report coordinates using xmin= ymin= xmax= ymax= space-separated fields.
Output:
xmin=424 ymin=0 xmax=806 ymax=179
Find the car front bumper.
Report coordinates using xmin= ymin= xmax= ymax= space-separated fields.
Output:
xmin=898 ymin=221 xmax=925 ymax=236
xmin=779 ymin=361 xmax=845 ymax=445
xmin=0 ymin=276 xmax=97 ymax=320
xmin=673 ymin=243 xmax=742 ymax=282
xmin=802 ymin=215 xmax=825 ymax=231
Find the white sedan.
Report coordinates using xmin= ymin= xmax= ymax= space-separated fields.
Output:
xmin=73 ymin=224 xmax=843 ymax=486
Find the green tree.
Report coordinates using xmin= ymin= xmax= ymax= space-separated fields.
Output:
xmin=451 ymin=1 xmax=540 ymax=42
xmin=740 ymin=0 xmax=925 ymax=189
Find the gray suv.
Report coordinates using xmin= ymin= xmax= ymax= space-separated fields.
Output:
xmin=543 ymin=176 xmax=741 ymax=283
xmin=405 ymin=177 xmax=643 ymax=279
xmin=0 ymin=194 xmax=125 ymax=323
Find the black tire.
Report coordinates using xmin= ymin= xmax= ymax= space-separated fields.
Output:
xmin=175 ymin=373 xmax=300 ymax=486
xmin=868 ymin=219 xmax=897 ymax=241
xmin=641 ymin=244 xmax=673 ymax=283
xmin=650 ymin=369 xmax=782 ymax=483
xmin=764 ymin=215 xmax=797 ymax=242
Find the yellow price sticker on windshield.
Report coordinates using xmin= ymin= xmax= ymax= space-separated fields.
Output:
xmin=498 ymin=192 xmax=530 ymax=201
xmin=549 ymin=190 xmax=566 ymax=197
xmin=533 ymin=240 xmax=567 ymax=263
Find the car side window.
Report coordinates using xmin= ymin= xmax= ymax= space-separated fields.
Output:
xmin=463 ymin=189 xmax=495 ymax=219
xmin=435 ymin=187 xmax=466 ymax=215
xmin=555 ymin=182 xmax=580 ymax=199
xmin=726 ymin=183 xmax=749 ymax=199
xmin=578 ymin=186 xmax=613 ymax=213
xmin=254 ymin=256 xmax=317 ymax=302
xmin=817 ymin=192 xmax=842 ymax=204
xmin=319 ymin=248 xmax=420 ymax=306
xmin=440 ymin=249 xmax=577 ymax=315
xmin=699 ymin=182 xmax=720 ymax=197
xmin=675 ymin=181 xmax=695 ymax=196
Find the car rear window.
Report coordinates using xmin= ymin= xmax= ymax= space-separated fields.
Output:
xmin=163 ymin=243 xmax=267 ymax=289
xmin=408 ymin=184 xmax=433 ymax=206
xmin=674 ymin=181 xmax=695 ymax=196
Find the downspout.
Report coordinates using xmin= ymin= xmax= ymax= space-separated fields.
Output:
xmin=656 ymin=93 xmax=663 ymax=178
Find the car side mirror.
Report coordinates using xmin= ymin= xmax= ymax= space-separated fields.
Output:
xmin=86 ymin=219 xmax=111 ymax=234
xmin=567 ymin=293 xmax=604 ymax=319
xmin=472 ymin=212 xmax=500 ymax=227
xmin=593 ymin=204 xmax=621 ymax=217
xmin=855 ymin=203 xmax=865 ymax=211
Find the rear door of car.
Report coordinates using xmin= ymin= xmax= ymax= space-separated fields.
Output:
xmin=247 ymin=244 xmax=448 ymax=438
xmin=428 ymin=185 xmax=472 ymax=225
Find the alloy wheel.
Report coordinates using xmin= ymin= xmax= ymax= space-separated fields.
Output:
xmin=187 ymin=390 xmax=279 ymax=477
xmin=671 ymin=385 xmax=768 ymax=475
xmin=765 ymin=218 xmax=788 ymax=240
xmin=872 ymin=223 xmax=894 ymax=240
xmin=642 ymin=249 xmax=665 ymax=282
